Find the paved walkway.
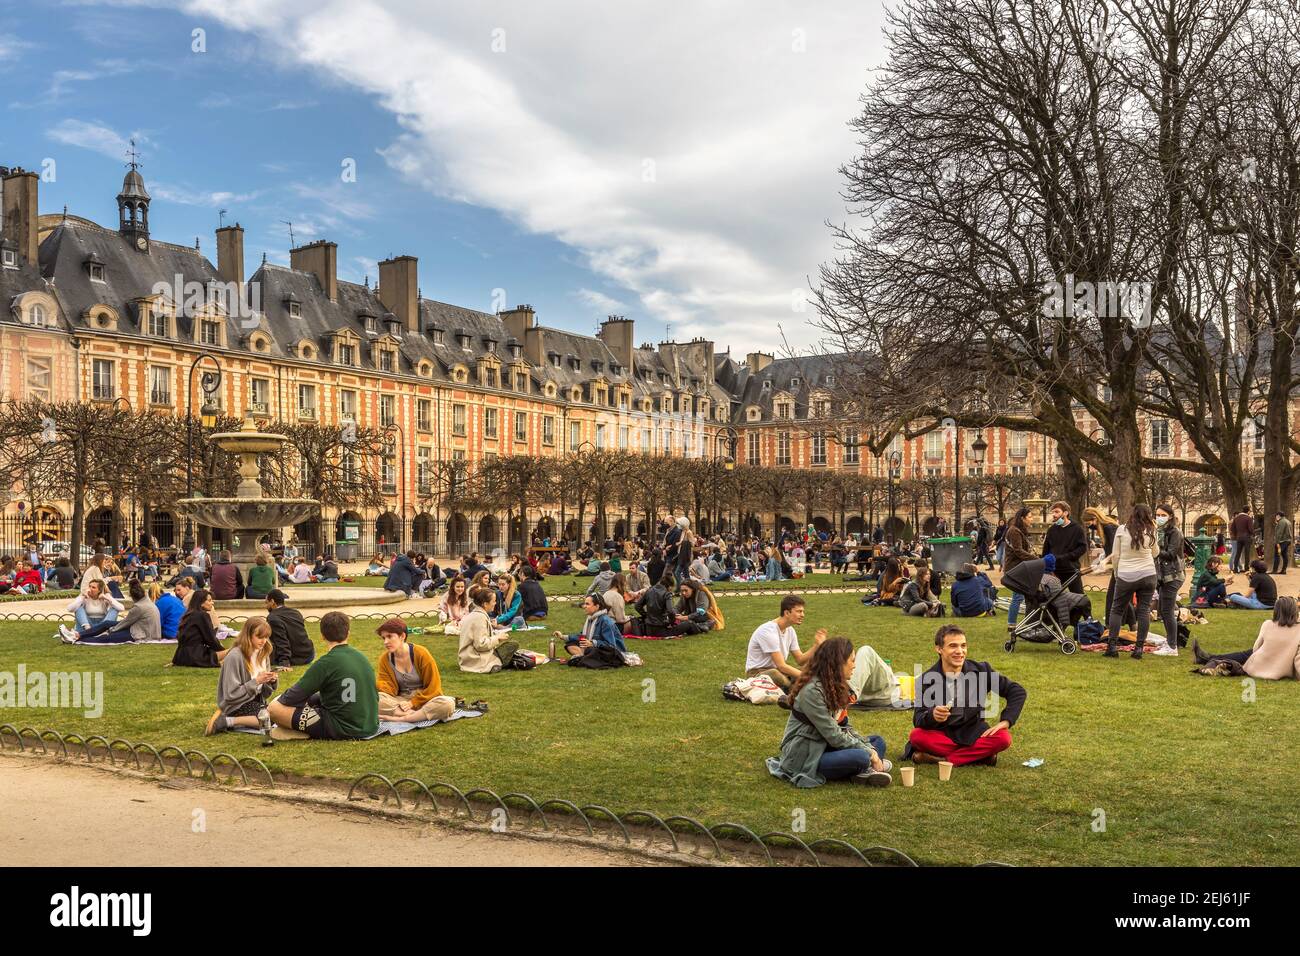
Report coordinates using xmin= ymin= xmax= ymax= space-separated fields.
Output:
xmin=0 ymin=757 xmax=658 ymax=867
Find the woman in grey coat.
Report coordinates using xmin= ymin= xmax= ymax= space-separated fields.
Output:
xmin=766 ymin=637 xmax=892 ymax=788
xmin=205 ymin=616 xmax=277 ymax=736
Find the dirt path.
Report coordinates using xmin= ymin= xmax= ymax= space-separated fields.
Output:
xmin=0 ymin=758 xmax=660 ymax=867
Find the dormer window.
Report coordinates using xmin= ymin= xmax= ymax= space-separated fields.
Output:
xmin=569 ymin=357 xmax=581 ymax=371
xmin=661 ymin=374 xmax=671 ymax=386
xmin=509 ymin=343 xmax=522 ymax=360
xmin=611 ymin=363 xmax=622 ymax=376
xmin=825 ymin=374 xmax=835 ymax=385
xmin=548 ymin=352 xmax=561 ymax=368
xmin=761 ymin=380 xmax=772 ymax=391
xmin=362 ymin=314 xmax=377 ymax=333
xmin=385 ymin=319 xmax=402 ymax=339
xmin=790 ymin=376 xmax=802 ymax=388
xmin=429 ymin=327 xmax=445 ymax=345
xmin=458 ymin=333 xmax=472 ymax=350
xmin=592 ymin=359 xmax=603 ymax=373
xmin=1 ymin=240 xmax=15 ymax=268
xmin=337 ymin=341 xmax=355 ymax=366
xmin=85 ymin=253 xmax=105 ymax=282
xmin=484 ymin=338 xmax=497 ymax=354
xmin=379 ymin=349 xmax=396 ymax=373
xmin=285 ymin=294 xmax=302 ymax=318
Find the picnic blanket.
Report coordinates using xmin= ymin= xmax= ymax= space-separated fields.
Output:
xmin=231 ymin=709 xmax=485 ymax=740
xmin=73 ymin=638 xmax=177 ymax=645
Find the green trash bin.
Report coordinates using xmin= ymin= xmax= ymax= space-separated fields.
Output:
xmin=928 ymin=535 xmax=974 ymax=576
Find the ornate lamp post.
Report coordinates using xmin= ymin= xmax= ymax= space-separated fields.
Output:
xmin=383 ymin=421 xmax=406 ymax=553
xmin=182 ymin=353 xmax=223 ymax=554
xmin=969 ymin=430 xmax=988 ymax=518
xmin=887 ymin=450 xmax=902 ymax=547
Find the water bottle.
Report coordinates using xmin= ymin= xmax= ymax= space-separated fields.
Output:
xmin=548 ymin=636 xmax=557 ymax=660
xmin=408 ymin=626 xmax=423 ymax=635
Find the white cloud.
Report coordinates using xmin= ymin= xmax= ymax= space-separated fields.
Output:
xmin=151 ymin=183 xmax=262 ymax=207
xmin=47 ymin=59 xmax=132 ymax=99
xmin=575 ymin=288 xmax=626 ymax=314
xmin=0 ymin=32 xmax=32 ymax=62
xmin=164 ymin=0 xmax=886 ymax=350
xmin=46 ymin=119 xmax=148 ymax=161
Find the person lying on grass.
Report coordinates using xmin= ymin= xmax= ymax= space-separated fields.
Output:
xmin=374 ymin=617 xmax=455 ymax=723
xmin=744 ymin=593 xmax=824 ymax=690
xmin=766 ymin=636 xmax=892 ymax=788
xmin=171 ymin=589 xmax=230 ymax=668
xmin=554 ymin=591 xmax=627 ymax=660
xmin=903 ymin=624 xmax=1026 ymax=768
xmin=1192 ymin=595 xmax=1300 ymax=680
xmin=205 ymin=616 xmax=277 ymax=737
xmin=458 ymin=586 xmax=520 ymax=674
xmin=267 ymin=611 xmax=379 ymax=740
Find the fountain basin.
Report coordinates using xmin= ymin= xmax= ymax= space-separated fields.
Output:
xmin=174 ymin=498 xmax=319 ymax=531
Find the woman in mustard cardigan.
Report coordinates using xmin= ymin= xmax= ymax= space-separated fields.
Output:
xmin=374 ymin=618 xmax=455 ymax=723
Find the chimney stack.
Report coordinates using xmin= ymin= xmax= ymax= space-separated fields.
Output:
xmin=597 ymin=315 xmax=635 ymax=371
xmin=291 ymin=239 xmax=338 ymax=303
xmin=378 ymin=255 xmax=418 ymax=332
xmin=1 ymin=167 xmax=39 ymax=265
xmin=746 ymin=352 xmax=774 ymax=375
xmin=215 ymin=223 xmax=245 ymax=287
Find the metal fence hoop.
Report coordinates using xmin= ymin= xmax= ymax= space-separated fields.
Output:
xmin=859 ymin=844 xmax=920 ymax=867
xmin=84 ymin=735 xmax=112 ymax=763
xmin=0 ymin=724 xmax=22 ymax=751
xmin=391 ymin=777 xmax=438 ymax=813
xmin=154 ymin=744 xmax=193 ymax=777
xmin=237 ymin=757 xmax=275 ymax=788
xmin=16 ymin=727 xmax=46 ymax=753
xmin=807 ymin=838 xmax=872 ymax=867
xmin=709 ymin=822 xmax=773 ymax=864
xmin=757 ymin=831 xmax=820 ymax=866
xmin=579 ymin=804 xmax=630 ymax=844
xmin=426 ymin=781 xmax=474 ymax=819
xmin=663 ymin=815 xmax=723 ymax=860
xmin=619 ymin=810 xmax=679 ymax=853
xmin=131 ymin=743 xmax=166 ymax=774
xmin=184 ymin=750 xmax=217 ymax=782
xmin=500 ymin=792 xmax=549 ymax=831
xmin=38 ymin=729 xmax=68 ymax=757
xmin=107 ymin=738 xmax=139 ymax=768
xmin=347 ymin=772 xmax=402 ymax=808
xmin=210 ymin=752 xmax=249 ymax=786
xmin=462 ymin=787 xmax=509 ymax=826
xmin=538 ymin=799 xmax=594 ymax=836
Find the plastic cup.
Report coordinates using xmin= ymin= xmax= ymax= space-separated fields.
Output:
xmin=938 ymin=761 xmax=954 ymax=782
xmin=900 ymin=766 xmax=915 ymax=787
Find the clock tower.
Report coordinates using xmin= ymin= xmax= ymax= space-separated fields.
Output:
xmin=117 ymin=147 xmax=150 ymax=253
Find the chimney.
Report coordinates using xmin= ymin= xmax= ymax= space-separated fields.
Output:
xmin=598 ymin=315 xmax=635 ymax=371
xmin=746 ymin=352 xmax=773 ymax=375
xmin=378 ymin=255 xmax=418 ymax=332
xmin=291 ymin=239 xmax=338 ymax=303
xmin=215 ymin=223 xmax=245 ymax=287
xmin=499 ymin=304 xmax=536 ymax=342
xmin=1 ymin=167 xmax=39 ymax=265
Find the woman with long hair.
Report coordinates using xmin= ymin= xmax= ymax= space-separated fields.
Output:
xmin=603 ymin=572 xmax=630 ymax=629
xmin=439 ymin=575 xmax=470 ymax=625
xmin=494 ymin=572 xmax=521 ymax=626
xmin=204 ymin=616 xmax=276 ymax=735
xmin=1003 ymin=507 xmax=1035 ymax=629
xmin=172 ymin=588 xmax=229 ymax=667
xmin=766 ymin=637 xmax=892 ymax=788
xmin=899 ymin=565 xmax=943 ymax=617
xmin=1193 ymin=596 xmax=1300 ymax=679
xmin=876 ymin=557 xmax=905 ymax=606
xmin=1099 ymin=503 xmax=1158 ymax=659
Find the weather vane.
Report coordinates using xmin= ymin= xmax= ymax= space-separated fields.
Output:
xmin=126 ymin=138 xmax=141 ymax=170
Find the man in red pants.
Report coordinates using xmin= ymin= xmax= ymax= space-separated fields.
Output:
xmin=904 ymin=624 xmax=1027 ymax=767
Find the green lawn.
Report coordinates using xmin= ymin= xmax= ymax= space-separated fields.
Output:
xmin=345 ymin=570 xmax=866 ymax=597
xmin=3 ymin=592 xmax=1296 ymax=866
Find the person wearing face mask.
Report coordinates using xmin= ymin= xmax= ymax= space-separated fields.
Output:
xmin=1153 ymin=504 xmax=1186 ymax=654
xmin=1042 ymin=501 xmax=1087 ymax=595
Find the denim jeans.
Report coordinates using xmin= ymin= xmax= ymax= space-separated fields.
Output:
xmin=1157 ymin=578 xmax=1182 ymax=646
xmin=1196 ymin=582 xmax=1227 ymax=605
xmin=1108 ymin=574 xmax=1156 ymax=647
xmin=1007 ymin=590 xmax=1023 ymax=625
xmin=1228 ymin=593 xmax=1271 ymax=610
xmin=816 ymin=735 xmax=886 ymax=780
xmin=75 ymin=606 xmax=118 ymax=630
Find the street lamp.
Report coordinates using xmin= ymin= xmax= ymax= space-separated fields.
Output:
xmin=1084 ymin=427 xmax=1111 ymax=510
xmin=887 ymin=450 xmax=902 ymax=548
xmin=970 ymin=430 xmax=988 ymax=518
xmin=182 ymin=353 xmax=223 ymax=554
xmin=574 ymin=440 xmax=597 ymax=540
xmin=383 ymin=421 xmax=405 ymax=553
xmin=953 ymin=423 xmax=963 ymax=532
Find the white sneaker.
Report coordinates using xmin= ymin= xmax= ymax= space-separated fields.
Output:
xmin=59 ymin=626 xmax=78 ymax=644
xmin=1152 ymin=644 xmax=1179 ymax=656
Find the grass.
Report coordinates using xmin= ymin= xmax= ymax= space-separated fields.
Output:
xmin=0 ymin=589 xmax=77 ymax=603
xmin=3 ymin=591 xmax=1296 ymax=866
xmin=341 ymin=570 xmax=862 ymax=597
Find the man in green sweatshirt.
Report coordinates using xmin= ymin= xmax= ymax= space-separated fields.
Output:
xmin=268 ymin=611 xmax=378 ymax=740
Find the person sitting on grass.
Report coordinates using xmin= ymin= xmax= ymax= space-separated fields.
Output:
xmin=584 ymin=561 xmax=614 ymax=596
xmin=602 ymin=573 xmax=631 ymax=631
xmin=744 ymin=594 xmax=824 ymax=689
xmin=1192 ymin=595 xmax=1300 ymax=679
xmin=154 ymin=581 xmax=184 ymax=641
xmin=623 ymin=561 xmax=651 ymax=601
xmin=171 ymin=588 xmax=230 ymax=668
xmin=63 ymin=579 xmax=123 ymax=636
xmin=1227 ymin=559 xmax=1277 ymax=611
xmin=438 ymin=575 xmax=471 ymax=625
xmin=367 ymin=553 xmax=390 ymax=576
xmin=60 ymin=579 xmax=160 ymax=645
xmin=1192 ymin=556 xmax=1232 ymax=607
xmin=313 ymin=554 xmax=340 ymax=582
xmin=265 ymin=589 xmax=315 ymax=668
xmin=949 ymin=563 xmax=997 ymax=617
xmin=268 ymin=611 xmax=379 ymax=740
xmin=898 ymin=565 xmax=943 ymax=617
xmin=288 ymin=557 xmax=315 ymax=584
xmin=383 ymin=550 xmax=425 ymax=599
xmin=518 ymin=566 xmax=549 ymax=620
xmin=555 ymin=591 xmax=627 ymax=661
xmin=766 ymin=636 xmax=892 ymax=788
xmin=205 ymin=616 xmax=277 ymax=737
xmin=631 ymin=571 xmax=677 ymax=636
xmin=241 ymin=552 xmax=276 ymax=601
xmin=669 ymin=578 xmax=716 ymax=635
xmin=495 ymin=572 xmax=523 ymax=626
xmin=457 ymin=586 xmax=520 ymax=674
xmin=208 ymin=550 xmax=245 ymax=601
xmin=374 ymin=617 xmax=456 ymax=723
xmin=904 ymin=624 xmax=1027 ymax=768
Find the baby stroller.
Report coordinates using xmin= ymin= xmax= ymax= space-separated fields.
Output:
xmin=1000 ymin=557 xmax=1091 ymax=655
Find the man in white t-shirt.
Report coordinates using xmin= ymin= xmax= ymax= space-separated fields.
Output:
xmin=745 ymin=594 xmax=824 ymax=689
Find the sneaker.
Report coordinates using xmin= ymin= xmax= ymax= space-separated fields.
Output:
xmin=1130 ymin=648 xmax=1145 ymax=660
xmin=876 ymin=758 xmax=894 ymax=773
xmin=58 ymin=624 xmax=77 ymax=642
xmin=1152 ymin=644 xmax=1179 ymax=656
xmin=851 ymin=769 xmax=892 ymax=787
xmin=975 ymin=753 xmax=998 ymax=767
xmin=1102 ymin=647 xmax=1119 ymax=658
xmin=910 ymin=750 xmax=941 ymax=765
xmin=204 ymin=708 xmax=225 ymax=736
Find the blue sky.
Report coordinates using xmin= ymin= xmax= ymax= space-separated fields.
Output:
xmin=1 ymin=1 xmax=887 ymax=351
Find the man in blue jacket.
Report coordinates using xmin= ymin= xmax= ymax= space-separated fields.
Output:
xmin=949 ymin=563 xmax=997 ymax=617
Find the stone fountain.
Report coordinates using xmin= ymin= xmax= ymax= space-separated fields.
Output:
xmin=174 ymin=417 xmax=319 ymax=565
